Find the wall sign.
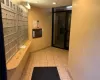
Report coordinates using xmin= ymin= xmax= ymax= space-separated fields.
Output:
xmin=33 ymin=20 xmax=40 ymax=29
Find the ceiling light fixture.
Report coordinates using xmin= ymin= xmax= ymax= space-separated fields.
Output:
xmin=66 ymin=6 xmax=72 ymax=10
xmin=53 ymin=2 xmax=56 ymax=5
xmin=25 ymin=3 xmax=31 ymax=9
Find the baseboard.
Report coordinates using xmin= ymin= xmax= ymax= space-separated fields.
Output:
xmin=67 ymin=68 xmax=73 ymax=80
xmin=30 ymin=46 xmax=51 ymax=53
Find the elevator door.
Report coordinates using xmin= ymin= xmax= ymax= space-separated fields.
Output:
xmin=52 ymin=11 xmax=71 ymax=50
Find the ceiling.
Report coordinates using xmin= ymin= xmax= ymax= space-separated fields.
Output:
xmin=12 ymin=0 xmax=72 ymax=8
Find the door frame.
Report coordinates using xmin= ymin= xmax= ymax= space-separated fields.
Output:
xmin=52 ymin=8 xmax=72 ymax=50
xmin=0 ymin=3 xmax=7 ymax=80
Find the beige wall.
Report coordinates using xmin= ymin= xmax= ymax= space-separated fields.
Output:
xmin=68 ymin=0 xmax=100 ymax=80
xmin=28 ymin=7 xmax=52 ymax=52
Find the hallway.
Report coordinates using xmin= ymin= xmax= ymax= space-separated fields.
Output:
xmin=1 ymin=0 xmax=100 ymax=80
xmin=20 ymin=47 xmax=71 ymax=80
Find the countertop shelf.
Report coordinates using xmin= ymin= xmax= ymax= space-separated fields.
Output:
xmin=7 ymin=40 xmax=31 ymax=70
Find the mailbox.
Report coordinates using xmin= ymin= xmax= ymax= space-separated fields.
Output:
xmin=32 ymin=28 xmax=42 ymax=38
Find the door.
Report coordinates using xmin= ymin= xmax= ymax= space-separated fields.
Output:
xmin=53 ymin=12 xmax=66 ymax=49
xmin=65 ymin=11 xmax=72 ymax=50
xmin=0 ymin=3 xmax=7 ymax=80
xmin=52 ymin=10 xmax=71 ymax=50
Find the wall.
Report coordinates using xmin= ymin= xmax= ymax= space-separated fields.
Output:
xmin=68 ymin=0 xmax=100 ymax=80
xmin=28 ymin=7 xmax=52 ymax=52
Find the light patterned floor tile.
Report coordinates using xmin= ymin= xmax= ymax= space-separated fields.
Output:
xmin=20 ymin=47 xmax=71 ymax=80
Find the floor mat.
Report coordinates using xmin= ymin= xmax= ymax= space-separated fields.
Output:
xmin=31 ymin=67 xmax=60 ymax=80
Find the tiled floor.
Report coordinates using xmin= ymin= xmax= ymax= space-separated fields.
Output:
xmin=20 ymin=47 xmax=71 ymax=80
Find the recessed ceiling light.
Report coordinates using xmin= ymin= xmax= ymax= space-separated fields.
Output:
xmin=35 ymin=1 xmax=38 ymax=3
xmin=53 ymin=2 xmax=56 ymax=5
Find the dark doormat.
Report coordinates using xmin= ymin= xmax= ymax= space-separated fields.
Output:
xmin=31 ymin=67 xmax=60 ymax=80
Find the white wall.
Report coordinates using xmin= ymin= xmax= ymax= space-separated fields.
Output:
xmin=68 ymin=0 xmax=100 ymax=80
